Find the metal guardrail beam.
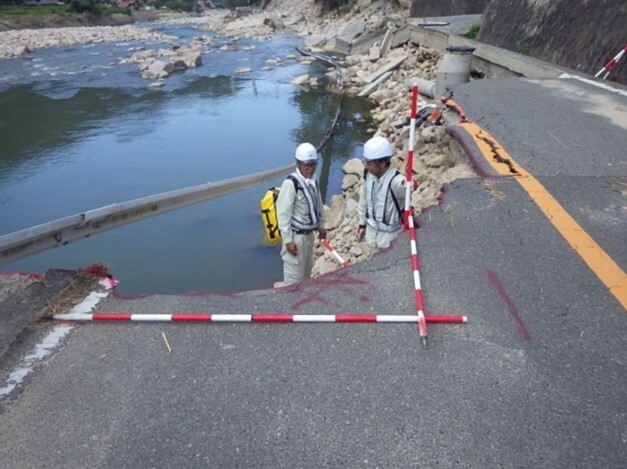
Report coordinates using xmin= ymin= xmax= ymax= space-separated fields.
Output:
xmin=0 ymin=164 xmax=293 ymax=266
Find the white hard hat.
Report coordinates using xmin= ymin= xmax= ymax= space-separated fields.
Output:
xmin=363 ymin=136 xmax=393 ymax=161
xmin=295 ymin=142 xmax=319 ymax=162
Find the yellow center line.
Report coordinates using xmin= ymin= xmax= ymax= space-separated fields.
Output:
xmin=458 ymin=121 xmax=627 ymax=311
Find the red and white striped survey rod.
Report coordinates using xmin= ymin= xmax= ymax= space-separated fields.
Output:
xmin=321 ymin=239 xmax=350 ymax=267
xmin=56 ymin=312 xmax=467 ymax=323
xmin=595 ymin=45 xmax=627 ymax=79
xmin=404 ymin=83 xmax=419 ymax=229
xmin=407 ymin=213 xmax=429 ymax=347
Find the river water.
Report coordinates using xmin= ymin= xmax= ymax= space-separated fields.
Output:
xmin=0 ymin=21 xmax=374 ymax=295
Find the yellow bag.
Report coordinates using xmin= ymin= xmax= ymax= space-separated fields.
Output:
xmin=260 ymin=186 xmax=282 ymax=246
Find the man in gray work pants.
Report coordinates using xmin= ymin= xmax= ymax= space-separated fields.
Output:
xmin=276 ymin=142 xmax=326 ymax=286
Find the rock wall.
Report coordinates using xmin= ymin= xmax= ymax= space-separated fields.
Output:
xmin=410 ymin=0 xmax=490 ymax=16
xmin=478 ymin=0 xmax=627 ymax=85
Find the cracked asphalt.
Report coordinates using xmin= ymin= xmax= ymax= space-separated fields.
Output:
xmin=1 ymin=77 xmax=625 ymax=468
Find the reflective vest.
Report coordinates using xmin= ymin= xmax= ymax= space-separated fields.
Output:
xmin=288 ymin=173 xmax=322 ymax=231
xmin=365 ymin=168 xmax=402 ymax=233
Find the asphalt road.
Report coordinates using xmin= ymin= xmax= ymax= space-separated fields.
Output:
xmin=0 ymin=77 xmax=625 ymax=468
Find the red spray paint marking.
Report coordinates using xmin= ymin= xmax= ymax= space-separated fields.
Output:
xmin=288 ymin=270 xmax=372 ymax=311
xmin=486 ymin=270 xmax=531 ymax=341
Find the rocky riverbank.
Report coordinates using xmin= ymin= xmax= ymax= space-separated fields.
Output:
xmin=0 ymin=0 xmax=476 ymax=282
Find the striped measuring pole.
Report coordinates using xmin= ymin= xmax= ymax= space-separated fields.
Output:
xmin=595 ymin=45 xmax=627 ymax=79
xmin=321 ymin=239 xmax=350 ymax=267
xmin=404 ymin=83 xmax=418 ymax=230
xmin=56 ymin=312 xmax=467 ymax=323
xmin=407 ymin=213 xmax=429 ymax=347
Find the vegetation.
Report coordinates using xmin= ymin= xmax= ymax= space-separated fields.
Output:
xmin=462 ymin=24 xmax=480 ymax=39
xmin=152 ymin=0 xmax=201 ymax=12
xmin=0 ymin=0 xmax=202 ymax=17
xmin=313 ymin=0 xmax=353 ymax=12
xmin=68 ymin=0 xmax=103 ymax=14
xmin=216 ymin=0 xmax=255 ymax=7
xmin=0 ymin=5 xmax=69 ymax=15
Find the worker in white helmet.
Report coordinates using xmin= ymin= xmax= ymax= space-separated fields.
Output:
xmin=275 ymin=142 xmax=327 ymax=285
xmin=357 ymin=135 xmax=409 ymax=251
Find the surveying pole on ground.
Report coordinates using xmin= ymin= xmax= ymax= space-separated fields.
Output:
xmin=403 ymin=84 xmax=418 ymax=230
xmin=403 ymin=83 xmax=468 ymax=347
xmin=50 ymin=84 xmax=470 ymax=349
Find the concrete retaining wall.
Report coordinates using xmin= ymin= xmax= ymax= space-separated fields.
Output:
xmin=408 ymin=27 xmax=572 ymax=80
xmin=478 ymin=0 xmax=627 ymax=85
xmin=410 ymin=0 xmax=490 ymax=17
xmin=410 ymin=0 xmax=626 ymax=85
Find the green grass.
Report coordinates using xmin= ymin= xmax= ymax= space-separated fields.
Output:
xmin=462 ymin=24 xmax=480 ymax=39
xmin=0 ymin=5 xmax=70 ymax=16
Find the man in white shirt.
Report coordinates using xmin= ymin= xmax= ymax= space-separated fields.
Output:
xmin=357 ymin=136 xmax=408 ymax=251
xmin=275 ymin=142 xmax=327 ymax=285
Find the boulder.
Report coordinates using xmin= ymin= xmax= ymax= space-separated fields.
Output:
xmin=342 ymin=158 xmax=364 ymax=175
xmin=142 ymin=60 xmax=173 ymax=80
xmin=338 ymin=19 xmax=366 ymax=42
xmin=291 ymin=73 xmax=311 ymax=85
xmin=341 ymin=174 xmax=360 ymax=191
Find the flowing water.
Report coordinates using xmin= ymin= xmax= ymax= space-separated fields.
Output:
xmin=0 ymin=22 xmax=374 ymax=295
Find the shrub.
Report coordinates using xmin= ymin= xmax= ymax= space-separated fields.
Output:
xmin=463 ymin=24 xmax=480 ymax=40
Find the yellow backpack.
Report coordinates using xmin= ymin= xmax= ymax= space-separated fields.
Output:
xmin=260 ymin=176 xmax=300 ymax=246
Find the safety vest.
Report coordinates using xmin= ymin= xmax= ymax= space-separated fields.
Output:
xmin=365 ymin=169 xmax=402 ymax=233
xmin=288 ymin=172 xmax=322 ymax=232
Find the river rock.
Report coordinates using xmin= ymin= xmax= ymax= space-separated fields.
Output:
xmin=420 ymin=125 xmax=440 ymax=144
xmin=142 ymin=60 xmax=173 ymax=80
xmin=344 ymin=197 xmax=359 ymax=216
xmin=341 ymin=174 xmax=360 ymax=191
xmin=338 ymin=18 xmax=366 ymax=42
xmin=342 ymin=158 xmax=364 ymax=175
xmin=12 ymin=45 xmax=30 ymax=57
xmin=349 ymin=245 xmax=364 ymax=257
xmin=422 ymin=150 xmax=449 ymax=168
xmin=291 ymin=74 xmax=311 ymax=85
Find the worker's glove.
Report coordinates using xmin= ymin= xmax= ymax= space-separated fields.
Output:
xmin=356 ymin=225 xmax=366 ymax=240
xmin=286 ymin=242 xmax=298 ymax=256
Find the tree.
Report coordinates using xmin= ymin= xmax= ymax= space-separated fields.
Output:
xmin=68 ymin=0 xmax=101 ymax=14
xmin=313 ymin=0 xmax=352 ymax=12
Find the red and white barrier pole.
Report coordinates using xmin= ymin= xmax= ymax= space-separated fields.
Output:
xmin=321 ymin=239 xmax=350 ymax=267
xmin=407 ymin=213 xmax=429 ymax=347
xmin=56 ymin=312 xmax=467 ymax=323
xmin=404 ymin=84 xmax=418 ymax=230
xmin=595 ymin=45 xmax=627 ymax=79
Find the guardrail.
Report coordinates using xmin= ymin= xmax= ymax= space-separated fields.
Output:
xmin=0 ymin=164 xmax=293 ymax=266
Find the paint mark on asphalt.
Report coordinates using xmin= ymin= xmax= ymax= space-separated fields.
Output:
xmin=284 ymin=270 xmax=372 ymax=310
xmin=486 ymin=270 xmax=531 ymax=341
xmin=0 ymin=324 xmax=74 ymax=398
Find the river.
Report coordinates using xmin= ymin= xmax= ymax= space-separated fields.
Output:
xmin=0 ymin=21 xmax=374 ymax=296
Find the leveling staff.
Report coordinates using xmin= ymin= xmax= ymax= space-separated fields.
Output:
xmin=276 ymin=143 xmax=327 ymax=286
